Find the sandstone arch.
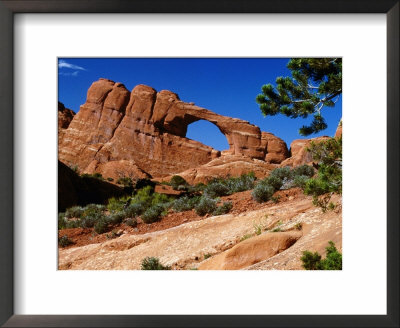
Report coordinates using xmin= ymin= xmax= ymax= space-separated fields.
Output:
xmin=59 ymin=79 xmax=289 ymax=179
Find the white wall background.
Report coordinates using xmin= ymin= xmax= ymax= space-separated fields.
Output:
xmin=14 ymin=14 xmax=386 ymax=315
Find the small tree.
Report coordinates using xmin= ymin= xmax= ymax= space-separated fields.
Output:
xmin=256 ymin=58 xmax=342 ymax=136
xmin=301 ymin=241 xmax=342 ymax=270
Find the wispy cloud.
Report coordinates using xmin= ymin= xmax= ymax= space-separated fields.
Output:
xmin=58 ymin=60 xmax=86 ymax=71
xmin=59 ymin=71 xmax=80 ymax=77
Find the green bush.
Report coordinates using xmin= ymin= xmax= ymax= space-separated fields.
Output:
xmin=93 ymin=215 xmax=109 ymax=234
xmin=300 ymin=241 xmax=342 ymax=270
xmin=172 ymin=196 xmax=200 ymax=212
xmin=65 ymin=206 xmax=84 ymax=219
xmin=170 ymin=175 xmax=188 ymax=190
xmin=125 ymin=218 xmax=138 ymax=227
xmin=213 ymin=201 xmax=233 ymax=216
xmin=252 ymin=183 xmax=275 ymax=203
xmin=141 ymin=204 xmax=165 ymax=224
xmin=58 ymin=213 xmax=67 ymax=230
xmin=107 ymin=196 xmax=131 ymax=213
xmin=81 ymin=172 xmax=104 ymax=180
xmin=263 ymin=175 xmax=283 ymax=190
xmin=300 ymin=251 xmax=322 ymax=270
xmin=124 ymin=202 xmax=145 ymax=218
xmin=292 ymin=175 xmax=310 ymax=189
xmin=292 ymin=164 xmax=315 ymax=177
xmin=195 ymin=196 xmax=218 ymax=216
xmin=117 ymin=176 xmax=133 ymax=187
xmin=58 ymin=235 xmax=73 ymax=247
xmin=141 ymin=257 xmax=171 ymax=270
xmin=269 ymin=167 xmax=293 ymax=180
xmin=204 ymin=182 xmax=230 ymax=198
xmin=108 ymin=212 xmax=126 ymax=225
xmin=82 ymin=204 xmax=106 ymax=218
xmin=224 ymin=172 xmax=256 ymax=193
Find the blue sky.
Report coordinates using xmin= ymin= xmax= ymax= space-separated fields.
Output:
xmin=58 ymin=58 xmax=342 ymax=150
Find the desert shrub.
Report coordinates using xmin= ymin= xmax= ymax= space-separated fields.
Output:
xmin=141 ymin=257 xmax=171 ymax=270
xmin=81 ymin=172 xmax=104 ymax=180
xmin=252 ymin=183 xmax=275 ymax=203
xmin=151 ymin=192 xmax=171 ymax=207
xmin=204 ymin=253 xmax=212 ymax=260
xmin=172 ymin=196 xmax=200 ymax=212
xmin=124 ymin=202 xmax=146 ymax=218
xmin=80 ymin=206 xmax=107 ymax=228
xmin=240 ymin=234 xmax=253 ymax=242
xmin=170 ymin=175 xmax=188 ymax=190
xmin=319 ymin=241 xmax=342 ymax=270
xmin=58 ymin=213 xmax=67 ymax=230
xmin=125 ymin=218 xmax=138 ymax=227
xmin=107 ymin=196 xmax=131 ymax=214
xmin=300 ymin=241 xmax=342 ymax=270
xmin=132 ymin=186 xmax=153 ymax=207
xmin=195 ymin=196 xmax=218 ymax=216
xmin=193 ymin=182 xmax=206 ymax=192
xmin=117 ymin=176 xmax=133 ymax=187
xmin=203 ymin=182 xmax=230 ymax=198
xmin=292 ymin=175 xmax=310 ymax=189
xmin=224 ymin=172 xmax=256 ymax=193
xmin=108 ymin=212 xmax=126 ymax=225
xmin=213 ymin=201 xmax=233 ymax=216
xmin=141 ymin=204 xmax=165 ymax=224
xmin=263 ymin=175 xmax=283 ymax=190
xmin=58 ymin=235 xmax=73 ymax=247
xmin=94 ymin=215 xmax=109 ymax=234
xmin=65 ymin=206 xmax=84 ymax=219
xmin=269 ymin=166 xmax=293 ymax=180
xmin=82 ymin=204 xmax=106 ymax=218
xmin=300 ymin=251 xmax=322 ymax=270
xmin=292 ymin=164 xmax=315 ymax=178
xmin=107 ymin=177 xmax=114 ymax=182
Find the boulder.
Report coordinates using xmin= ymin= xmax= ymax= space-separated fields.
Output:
xmin=281 ymin=136 xmax=330 ymax=167
xmin=199 ymin=231 xmax=302 ymax=270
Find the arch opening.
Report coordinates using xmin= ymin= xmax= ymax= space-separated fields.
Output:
xmin=185 ymin=120 xmax=230 ymax=151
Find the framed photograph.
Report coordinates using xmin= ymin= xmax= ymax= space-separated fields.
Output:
xmin=0 ymin=1 xmax=398 ymax=327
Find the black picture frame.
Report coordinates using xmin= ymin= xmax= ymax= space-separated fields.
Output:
xmin=0 ymin=1 xmax=398 ymax=327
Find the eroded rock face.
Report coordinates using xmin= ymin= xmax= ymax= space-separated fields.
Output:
xmin=280 ymin=136 xmax=331 ymax=167
xmin=161 ymin=155 xmax=278 ymax=184
xmin=59 ymin=78 xmax=289 ymax=180
xmin=58 ymin=102 xmax=75 ymax=129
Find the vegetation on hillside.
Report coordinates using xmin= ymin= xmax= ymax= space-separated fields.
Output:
xmin=300 ymin=241 xmax=342 ymax=270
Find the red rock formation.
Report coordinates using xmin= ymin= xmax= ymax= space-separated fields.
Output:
xmin=59 ymin=78 xmax=289 ymax=180
xmin=280 ymin=136 xmax=331 ymax=167
xmin=58 ymin=102 xmax=75 ymax=129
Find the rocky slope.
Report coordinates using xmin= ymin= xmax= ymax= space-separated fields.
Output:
xmin=58 ymin=78 xmax=289 ymax=182
xmin=58 ymin=190 xmax=342 ymax=270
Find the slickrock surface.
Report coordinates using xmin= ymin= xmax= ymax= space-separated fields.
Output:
xmin=58 ymin=192 xmax=341 ymax=270
xmin=58 ymin=78 xmax=289 ymax=181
